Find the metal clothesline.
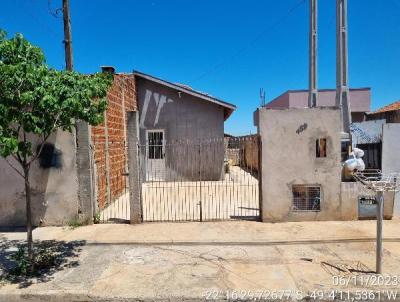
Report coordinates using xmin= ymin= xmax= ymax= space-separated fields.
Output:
xmin=351 ymin=169 xmax=400 ymax=274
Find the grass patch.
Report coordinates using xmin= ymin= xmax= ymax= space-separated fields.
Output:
xmin=67 ymin=215 xmax=92 ymax=229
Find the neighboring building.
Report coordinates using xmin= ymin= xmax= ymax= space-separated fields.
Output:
xmin=265 ymin=88 xmax=371 ymax=122
xmin=352 ymin=101 xmax=400 ymax=218
xmin=255 ymin=89 xmax=397 ymax=222
xmin=255 ymin=106 xmax=348 ymax=221
xmin=366 ymin=100 xmax=400 ymax=123
xmin=134 ymin=71 xmax=236 ymax=182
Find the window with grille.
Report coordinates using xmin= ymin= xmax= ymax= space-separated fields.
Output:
xmin=147 ymin=131 xmax=164 ymax=159
xmin=292 ymin=185 xmax=321 ymax=211
xmin=316 ymin=138 xmax=327 ymax=158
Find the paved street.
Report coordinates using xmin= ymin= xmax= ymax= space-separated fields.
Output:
xmin=1 ymin=220 xmax=400 ymax=301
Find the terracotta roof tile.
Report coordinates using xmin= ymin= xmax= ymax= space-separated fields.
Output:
xmin=372 ymin=100 xmax=400 ymax=114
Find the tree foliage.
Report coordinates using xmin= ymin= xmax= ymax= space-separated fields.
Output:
xmin=0 ymin=30 xmax=112 ymax=165
xmin=0 ymin=30 xmax=113 ymax=269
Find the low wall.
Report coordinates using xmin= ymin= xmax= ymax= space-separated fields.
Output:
xmin=339 ymin=182 xmax=359 ymax=220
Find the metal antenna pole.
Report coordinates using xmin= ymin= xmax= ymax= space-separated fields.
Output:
xmin=376 ymin=191 xmax=384 ymax=274
xmin=308 ymin=0 xmax=318 ymax=108
xmin=336 ymin=0 xmax=351 ymax=132
xmin=260 ymin=88 xmax=266 ymax=107
xmin=63 ymin=0 xmax=73 ymax=71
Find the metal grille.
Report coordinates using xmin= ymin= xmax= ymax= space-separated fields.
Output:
xmin=292 ymin=185 xmax=321 ymax=211
xmin=139 ymin=135 xmax=260 ymax=222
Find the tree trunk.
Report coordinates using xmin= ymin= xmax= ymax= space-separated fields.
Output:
xmin=23 ymin=166 xmax=34 ymax=271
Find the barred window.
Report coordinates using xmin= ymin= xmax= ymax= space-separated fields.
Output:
xmin=292 ymin=185 xmax=321 ymax=211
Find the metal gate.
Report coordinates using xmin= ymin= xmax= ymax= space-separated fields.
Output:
xmin=139 ymin=135 xmax=261 ymax=222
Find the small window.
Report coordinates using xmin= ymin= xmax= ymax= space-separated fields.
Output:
xmin=316 ymin=138 xmax=327 ymax=158
xmin=292 ymin=185 xmax=321 ymax=211
xmin=148 ymin=131 xmax=164 ymax=159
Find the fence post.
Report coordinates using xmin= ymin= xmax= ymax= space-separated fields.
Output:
xmin=376 ymin=190 xmax=384 ymax=274
xmin=127 ymin=111 xmax=142 ymax=224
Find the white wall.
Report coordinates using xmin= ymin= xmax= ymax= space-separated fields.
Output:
xmin=382 ymin=123 xmax=400 ymax=218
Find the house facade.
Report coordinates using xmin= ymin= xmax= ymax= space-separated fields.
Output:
xmin=134 ymin=71 xmax=235 ymax=182
xmin=0 ymin=67 xmax=236 ymax=226
xmin=255 ymin=89 xmax=398 ymax=222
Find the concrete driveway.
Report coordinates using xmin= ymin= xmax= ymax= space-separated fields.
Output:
xmin=100 ymin=166 xmax=260 ymax=223
xmin=1 ymin=220 xmax=400 ymax=301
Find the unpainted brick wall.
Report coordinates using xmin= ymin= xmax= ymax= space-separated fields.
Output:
xmin=91 ymin=74 xmax=137 ymax=209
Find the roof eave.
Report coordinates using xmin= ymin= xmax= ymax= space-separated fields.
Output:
xmin=133 ymin=70 xmax=236 ymax=118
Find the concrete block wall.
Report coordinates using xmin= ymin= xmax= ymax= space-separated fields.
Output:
xmin=91 ymin=74 xmax=137 ymax=209
xmin=0 ymin=131 xmax=79 ymax=226
xmin=341 ymin=182 xmax=394 ymax=220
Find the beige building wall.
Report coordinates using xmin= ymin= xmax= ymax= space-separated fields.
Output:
xmin=0 ymin=130 xmax=79 ymax=227
xmin=257 ymin=107 xmax=358 ymax=222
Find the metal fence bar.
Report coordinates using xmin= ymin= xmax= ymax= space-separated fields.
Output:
xmin=138 ymin=136 xmax=260 ymax=222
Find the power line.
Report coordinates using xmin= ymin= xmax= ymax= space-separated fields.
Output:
xmin=48 ymin=0 xmax=63 ymax=18
xmin=20 ymin=0 xmax=60 ymax=38
xmin=191 ymin=0 xmax=306 ymax=83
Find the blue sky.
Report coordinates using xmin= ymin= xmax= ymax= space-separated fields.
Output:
xmin=1 ymin=0 xmax=400 ymax=135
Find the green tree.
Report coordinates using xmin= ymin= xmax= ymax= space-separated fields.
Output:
xmin=0 ymin=30 xmax=112 ymax=269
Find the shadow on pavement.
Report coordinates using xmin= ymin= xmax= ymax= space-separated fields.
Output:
xmin=0 ymin=238 xmax=85 ymax=288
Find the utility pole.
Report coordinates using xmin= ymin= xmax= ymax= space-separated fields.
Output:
xmin=335 ymin=0 xmax=351 ymax=133
xmin=63 ymin=0 xmax=73 ymax=71
xmin=308 ymin=0 xmax=318 ymax=108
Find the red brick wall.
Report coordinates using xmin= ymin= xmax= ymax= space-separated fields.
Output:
xmin=91 ymin=74 xmax=137 ymax=209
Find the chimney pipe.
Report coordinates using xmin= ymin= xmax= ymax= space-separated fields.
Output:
xmin=101 ymin=66 xmax=115 ymax=74
xmin=336 ymin=0 xmax=351 ymax=132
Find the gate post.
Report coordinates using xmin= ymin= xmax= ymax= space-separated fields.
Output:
xmin=127 ymin=111 xmax=142 ymax=224
xmin=76 ymin=121 xmax=94 ymax=224
xmin=257 ymin=135 xmax=263 ymax=221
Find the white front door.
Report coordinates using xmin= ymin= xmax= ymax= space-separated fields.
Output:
xmin=146 ymin=130 xmax=166 ymax=181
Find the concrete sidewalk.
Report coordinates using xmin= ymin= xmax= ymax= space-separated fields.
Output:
xmin=1 ymin=220 xmax=400 ymax=301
